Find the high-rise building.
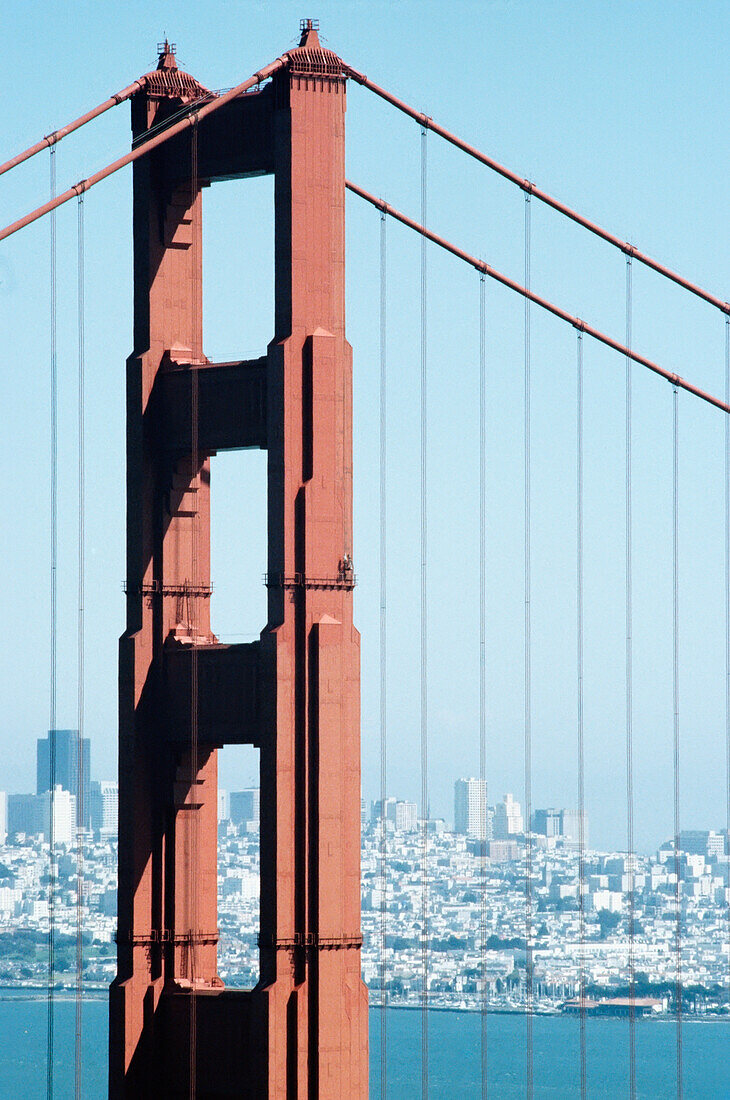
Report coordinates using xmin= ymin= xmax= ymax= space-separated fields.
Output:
xmin=392 ymin=800 xmax=417 ymax=832
xmin=532 ymin=808 xmax=562 ymax=837
xmin=7 ymin=794 xmax=41 ymax=838
xmin=218 ymin=789 xmax=230 ymax=824
xmin=560 ymin=809 xmax=585 ymax=845
xmin=36 ymin=729 xmax=90 ymax=828
xmin=48 ymin=787 xmax=77 ymax=846
xmin=371 ymin=798 xmax=390 ymax=823
xmin=371 ymin=798 xmax=418 ymax=832
xmin=679 ymin=829 xmax=725 ymax=859
xmin=230 ymin=788 xmax=260 ymax=828
xmin=454 ymin=778 xmax=490 ymax=840
xmin=90 ymin=780 xmax=119 ymax=838
xmin=531 ymin=807 xmax=587 ymax=846
xmin=0 ymin=792 xmax=6 ymax=844
xmin=493 ymin=793 xmax=523 ymax=839
xmin=8 ymin=787 xmax=76 ymax=845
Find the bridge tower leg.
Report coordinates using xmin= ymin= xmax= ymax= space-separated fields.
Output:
xmin=109 ymin=24 xmax=368 ymax=1099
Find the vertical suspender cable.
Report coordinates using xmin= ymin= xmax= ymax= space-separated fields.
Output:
xmin=625 ymin=257 xmax=637 ymax=1100
xmin=189 ymin=115 xmax=200 ymax=1100
xmin=576 ymin=330 xmax=587 ymax=1100
xmin=47 ymin=144 xmax=58 ymax=1100
xmin=673 ymin=386 xmax=683 ymax=1099
xmin=75 ymin=192 xmax=85 ymax=1100
xmin=419 ymin=122 xmax=429 ymax=1100
xmin=725 ymin=318 xmax=730 ymax=1013
xmin=523 ymin=191 xmax=534 ymax=1100
xmin=479 ymin=273 xmax=488 ymax=1099
xmin=379 ymin=208 xmax=388 ymax=1099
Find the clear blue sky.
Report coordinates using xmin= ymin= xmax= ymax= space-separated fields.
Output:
xmin=2 ymin=1 xmax=730 ymax=851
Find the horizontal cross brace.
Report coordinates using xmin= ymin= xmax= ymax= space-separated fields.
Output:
xmin=117 ymin=929 xmax=220 ymax=946
xmin=264 ymin=572 xmax=356 ymax=590
xmin=259 ymin=933 xmax=363 ymax=950
xmin=124 ymin=581 xmax=213 ymax=596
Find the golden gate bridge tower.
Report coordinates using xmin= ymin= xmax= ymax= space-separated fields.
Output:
xmin=6 ymin=12 xmax=728 ymax=1100
xmin=110 ymin=21 xmax=368 ymax=1097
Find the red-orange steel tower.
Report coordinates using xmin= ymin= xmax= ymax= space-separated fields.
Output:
xmin=110 ymin=24 xmax=368 ymax=1097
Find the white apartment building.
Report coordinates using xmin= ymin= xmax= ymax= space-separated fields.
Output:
xmin=493 ymin=793 xmax=523 ymax=839
xmin=392 ymin=800 xmax=418 ymax=832
xmin=8 ymin=786 xmax=76 ymax=845
xmin=372 ymin=798 xmax=418 ymax=832
xmin=454 ymin=778 xmax=489 ymax=840
xmin=48 ymin=786 xmax=77 ymax=846
xmin=91 ymin=780 xmax=118 ymax=838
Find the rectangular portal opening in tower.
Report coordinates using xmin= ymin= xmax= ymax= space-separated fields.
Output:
xmin=217 ymin=743 xmax=260 ymax=989
xmin=209 ymin=448 xmax=268 ymax=642
xmin=202 ymin=174 xmax=274 ymax=363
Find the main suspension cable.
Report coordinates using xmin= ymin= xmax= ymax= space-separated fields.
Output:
xmin=130 ymin=90 xmax=215 ymax=150
xmin=419 ymin=122 xmax=429 ymax=1100
xmin=47 ymin=144 xmax=57 ymax=1100
xmin=7 ymin=60 xmax=729 ymax=319
xmin=523 ymin=192 xmax=534 ymax=1100
xmin=479 ymin=272 xmax=488 ymax=1099
xmin=75 ymin=192 xmax=86 ymax=1100
xmin=625 ymin=256 xmax=637 ymax=1100
xmin=344 ymin=66 xmax=730 ymax=317
xmin=576 ymin=329 xmax=587 ymax=1100
xmin=344 ymin=182 xmax=730 ymax=417
xmin=673 ymin=386 xmax=683 ymax=1099
xmin=0 ymin=57 xmax=287 ymax=244
xmin=379 ymin=206 xmax=388 ymax=1099
xmin=0 ymin=79 xmax=146 ymax=178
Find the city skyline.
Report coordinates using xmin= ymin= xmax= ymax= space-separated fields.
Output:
xmin=0 ymin=729 xmax=726 ymax=853
xmin=2 ymin=8 xmax=730 ymax=1096
xmin=1 ymin=799 xmax=728 ymax=1009
xmin=36 ymin=728 xmax=90 ymax=828
xmin=3 ymin=4 xmax=730 ymax=857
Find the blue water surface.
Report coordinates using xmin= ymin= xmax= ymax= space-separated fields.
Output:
xmin=0 ymin=997 xmax=728 ymax=1098
xmin=370 ymin=1008 xmax=730 ymax=1098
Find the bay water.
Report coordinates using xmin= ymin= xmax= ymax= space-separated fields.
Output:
xmin=0 ymin=996 xmax=728 ymax=1097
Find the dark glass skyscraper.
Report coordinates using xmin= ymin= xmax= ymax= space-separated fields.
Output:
xmin=36 ymin=728 xmax=90 ymax=828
